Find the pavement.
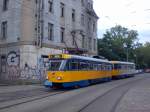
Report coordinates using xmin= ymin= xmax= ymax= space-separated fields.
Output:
xmin=116 ymin=74 xmax=150 ymax=112
xmin=0 ymin=85 xmax=44 ymax=94
xmin=0 ymin=73 xmax=150 ymax=112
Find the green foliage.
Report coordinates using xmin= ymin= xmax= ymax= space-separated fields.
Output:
xmin=98 ymin=25 xmax=138 ymax=63
xmin=135 ymin=42 xmax=150 ymax=68
xmin=98 ymin=25 xmax=150 ymax=69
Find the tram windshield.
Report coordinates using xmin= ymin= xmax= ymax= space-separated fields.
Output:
xmin=49 ymin=60 xmax=63 ymax=71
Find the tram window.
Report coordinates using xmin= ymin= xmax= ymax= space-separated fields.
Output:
xmin=118 ymin=65 xmax=122 ymax=69
xmin=132 ymin=65 xmax=134 ymax=69
xmin=70 ymin=62 xmax=79 ymax=70
xmin=129 ymin=65 xmax=132 ymax=69
xmin=64 ymin=61 xmax=70 ymax=70
xmin=89 ymin=63 xmax=94 ymax=70
xmin=93 ymin=64 xmax=98 ymax=70
xmin=125 ymin=65 xmax=126 ymax=69
xmin=106 ymin=65 xmax=110 ymax=70
xmin=80 ymin=62 xmax=89 ymax=70
xmin=121 ymin=65 xmax=123 ymax=69
xmin=49 ymin=60 xmax=62 ymax=71
xmin=123 ymin=64 xmax=126 ymax=69
xmin=114 ymin=64 xmax=118 ymax=69
xmin=127 ymin=65 xmax=129 ymax=70
xmin=105 ymin=65 xmax=108 ymax=70
xmin=98 ymin=64 xmax=102 ymax=70
xmin=102 ymin=64 xmax=106 ymax=70
xmin=108 ymin=65 xmax=112 ymax=70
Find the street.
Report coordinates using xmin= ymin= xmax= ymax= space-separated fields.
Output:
xmin=0 ymin=73 xmax=150 ymax=112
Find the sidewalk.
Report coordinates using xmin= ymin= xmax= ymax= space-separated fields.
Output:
xmin=0 ymin=84 xmax=44 ymax=94
xmin=116 ymin=74 xmax=150 ymax=112
xmin=0 ymin=84 xmax=9 ymax=86
xmin=0 ymin=79 xmax=44 ymax=86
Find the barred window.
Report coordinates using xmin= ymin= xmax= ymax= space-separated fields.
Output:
xmin=48 ymin=23 xmax=54 ymax=41
xmin=72 ymin=9 xmax=75 ymax=22
xmin=1 ymin=21 xmax=7 ymax=40
xmin=48 ymin=0 xmax=53 ymax=13
xmin=60 ymin=3 xmax=65 ymax=17
xmin=3 ymin=0 xmax=9 ymax=11
xmin=60 ymin=27 xmax=65 ymax=43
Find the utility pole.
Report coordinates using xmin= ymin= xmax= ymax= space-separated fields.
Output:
xmin=127 ymin=48 xmax=129 ymax=62
xmin=124 ymin=43 xmax=129 ymax=62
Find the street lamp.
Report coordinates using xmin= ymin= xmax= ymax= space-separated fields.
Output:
xmin=123 ymin=43 xmax=129 ymax=62
xmin=134 ymin=54 xmax=138 ymax=69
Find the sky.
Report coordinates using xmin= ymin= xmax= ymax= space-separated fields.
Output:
xmin=93 ymin=0 xmax=150 ymax=43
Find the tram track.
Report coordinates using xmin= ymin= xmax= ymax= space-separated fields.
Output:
xmin=0 ymin=75 xmax=148 ymax=112
xmin=0 ymin=89 xmax=68 ymax=110
xmin=78 ymin=76 xmax=146 ymax=112
xmin=0 ymin=88 xmax=49 ymax=102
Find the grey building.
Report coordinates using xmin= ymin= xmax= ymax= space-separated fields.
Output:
xmin=0 ymin=0 xmax=98 ymax=82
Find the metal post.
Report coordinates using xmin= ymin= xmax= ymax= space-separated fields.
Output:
xmin=127 ymin=48 xmax=129 ymax=62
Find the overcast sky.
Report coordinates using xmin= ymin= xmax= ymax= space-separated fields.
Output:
xmin=93 ymin=0 xmax=150 ymax=43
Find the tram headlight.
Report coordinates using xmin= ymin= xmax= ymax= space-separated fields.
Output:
xmin=46 ymin=76 xmax=49 ymax=80
xmin=57 ymin=76 xmax=62 ymax=80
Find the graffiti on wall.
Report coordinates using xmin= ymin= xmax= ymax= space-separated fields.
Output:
xmin=7 ymin=66 xmax=20 ymax=80
xmin=20 ymin=63 xmax=46 ymax=80
xmin=7 ymin=51 xmax=20 ymax=66
xmin=0 ymin=51 xmax=48 ymax=82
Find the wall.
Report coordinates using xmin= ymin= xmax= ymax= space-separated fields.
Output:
xmin=0 ymin=0 xmax=22 ymax=44
xmin=0 ymin=45 xmax=62 ymax=83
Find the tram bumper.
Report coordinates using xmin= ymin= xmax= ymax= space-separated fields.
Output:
xmin=44 ymin=80 xmax=53 ymax=87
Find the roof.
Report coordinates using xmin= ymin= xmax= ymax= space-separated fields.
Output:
xmin=110 ymin=61 xmax=135 ymax=65
xmin=70 ymin=55 xmax=111 ymax=63
xmin=49 ymin=54 xmax=111 ymax=64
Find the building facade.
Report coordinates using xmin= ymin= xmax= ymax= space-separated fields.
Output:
xmin=0 ymin=0 xmax=98 ymax=82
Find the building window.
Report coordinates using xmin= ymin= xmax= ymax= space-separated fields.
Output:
xmin=88 ymin=2 xmax=90 ymax=8
xmin=88 ymin=2 xmax=91 ymax=9
xmin=88 ymin=38 xmax=92 ymax=49
xmin=60 ymin=3 xmax=65 ymax=17
xmin=94 ymin=39 xmax=97 ymax=50
xmin=72 ymin=9 xmax=75 ymax=22
xmin=81 ymin=0 xmax=84 ymax=6
xmin=48 ymin=23 xmax=54 ymax=41
xmin=48 ymin=0 xmax=53 ymax=13
xmin=60 ymin=27 xmax=65 ymax=43
xmin=82 ymin=36 xmax=85 ymax=48
xmin=93 ymin=22 xmax=96 ymax=32
xmin=85 ymin=38 xmax=87 ymax=48
xmin=81 ymin=14 xmax=85 ymax=26
xmin=1 ymin=55 xmax=6 ymax=73
xmin=72 ymin=35 xmax=75 ymax=45
xmin=88 ymin=18 xmax=91 ymax=29
xmin=3 ymin=0 xmax=9 ymax=11
xmin=1 ymin=21 xmax=7 ymax=40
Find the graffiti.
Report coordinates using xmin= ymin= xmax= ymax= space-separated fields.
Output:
xmin=20 ymin=66 xmax=46 ymax=80
xmin=0 ymin=51 xmax=47 ymax=82
xmin=7 ymin=51 xmax=19 ymax=66
xmin=7 ymin=66 xmax=20 ymax=80
xmin=6 ymin=65 xmax=46 ymax=81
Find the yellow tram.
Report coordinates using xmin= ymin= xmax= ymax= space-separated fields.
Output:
xmin=44 ymin=54 xmax=112 ymax=88
xmin=44 ymin=54 xmax=136 ymax=88
xmin=111 ymin=61 xmax=136 ymax=79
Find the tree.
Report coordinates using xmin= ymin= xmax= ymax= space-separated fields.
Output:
xmin=98 ymin=25 xmax=138 ymax=62
xmin=135 ymin=42 xmax=150 ymax=68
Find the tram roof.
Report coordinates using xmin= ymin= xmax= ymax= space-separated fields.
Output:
xmin=49 ymin=54 xmax=111 ymax=64
xmin=110 ymin=61 xmax=135 ymax=65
